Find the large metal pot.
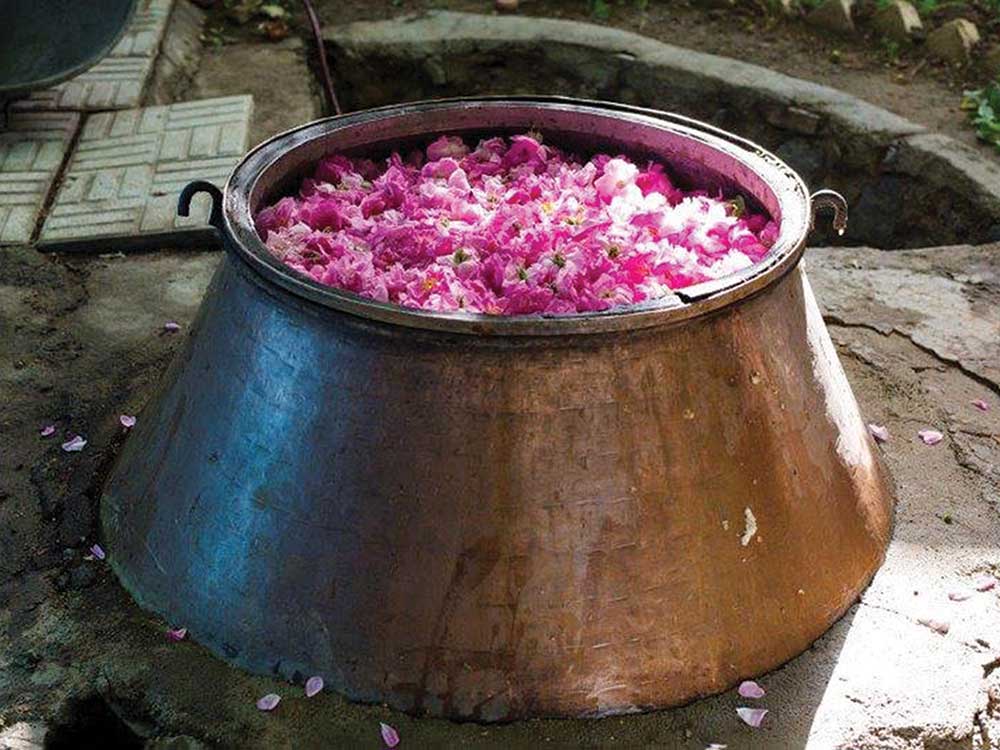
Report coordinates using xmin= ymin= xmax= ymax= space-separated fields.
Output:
xmin=101 ymin=97 xmax=894 ymax=721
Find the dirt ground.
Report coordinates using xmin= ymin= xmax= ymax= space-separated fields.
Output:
xmin=1 ymin=5 xmax=999 ymax=748
xmin=297 ymin=0 xmax=990 ymax=152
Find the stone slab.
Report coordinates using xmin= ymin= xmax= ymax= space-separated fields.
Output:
xmin=37 ymin=96 xmax=252 ymax=252
xmin=14 ymin=0 xmax=174 ymax=112
xmin=111 ymin=0 xmax=175 ymax=58
xmin=806 ymin=244 xmax=1000 ymax=387
xmin=0 ymin=111 xmax=80 ymax=245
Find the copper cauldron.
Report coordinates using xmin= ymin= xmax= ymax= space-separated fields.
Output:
xmin=101 ymin=97 xmax=894 ymax=721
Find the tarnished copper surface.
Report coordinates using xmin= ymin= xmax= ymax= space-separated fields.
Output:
xmin=102 ymin=98 xmax=894 ymax=721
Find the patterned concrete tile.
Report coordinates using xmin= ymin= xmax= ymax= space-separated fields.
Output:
xmin=111 ymin=0 xmax=175 ymax=58
xmin=38 ymin=96 xmax=252 ymax=252
xmin=0 ymin=111 xmax=81 ymax=245
xmin=15 ymin=0 xmax=175 ymax=112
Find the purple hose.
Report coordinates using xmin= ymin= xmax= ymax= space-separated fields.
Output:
xmin=301 ymin=0 xmax=341 ymax=115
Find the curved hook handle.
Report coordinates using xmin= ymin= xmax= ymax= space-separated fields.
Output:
xmin=810 ymin=189 xmax=848 ymax=236
xmin=178 ymin=181 xmax=224 ymax=233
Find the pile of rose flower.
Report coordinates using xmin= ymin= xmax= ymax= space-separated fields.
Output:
xmin=255 ymin=134 xmax=779 ymax=315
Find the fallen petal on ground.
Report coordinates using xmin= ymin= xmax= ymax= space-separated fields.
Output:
xmin=738 ymin=680 xmax=766 ymax=699
xmin=380 ymin=722 xmax=400 ymax=747
xmin=61 ymin=435 xmax=87 ymax=452
xmin=868 ymin=423 xmax=890 ymax=443
xmin=736 ymin=707 xmax=768 ymax=727
xmin=256 ymin=693 xmax=280 ymax=711
xmin=917 ymin=616 xmax=950 ymax=634
xmin=918 ymin=429 xmax=943 ymax=446
xmin=305 ymin=675 xmax=324 ymax=697
xmin=974 ymin=575 xmax=996 ymax=592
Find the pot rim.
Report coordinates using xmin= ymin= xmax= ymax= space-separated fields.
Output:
xmin=222 ymin=96 xmax=812 ymax=336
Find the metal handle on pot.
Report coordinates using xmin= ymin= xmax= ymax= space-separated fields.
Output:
xmin=178 ymin=180 xmax=224 ymax=233
xmin=809 ymin=189 xmax=848 ymax=235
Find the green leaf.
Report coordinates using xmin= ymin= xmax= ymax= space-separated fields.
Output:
xmin=259 ymin=4 xmax=287 ymax=18
xmin=591 ymin=0 xmax=611 ymax=20
xmin=963 ymin=79 xmax=1000 ymax=146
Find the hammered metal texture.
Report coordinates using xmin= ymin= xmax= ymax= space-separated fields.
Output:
xmin=101 ymin=97 xmax=894 ymax=721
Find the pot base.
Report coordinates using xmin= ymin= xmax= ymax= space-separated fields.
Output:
xmin=102 ymin=252 xmax=893 ymax=720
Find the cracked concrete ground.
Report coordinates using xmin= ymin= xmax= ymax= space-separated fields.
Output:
xmin=2 ymin=35 xmax=1000 ymax=750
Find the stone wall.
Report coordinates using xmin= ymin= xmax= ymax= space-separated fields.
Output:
xmin=325 ymin=12 xmax=1000 ymax=249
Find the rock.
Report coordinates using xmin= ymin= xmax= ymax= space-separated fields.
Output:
xmin=848 ymin=175 xmax=904 ymax=247
xmin=145 ymin=736 xmax=210 ymax=750
xmin=765 ymin=104 xmax=824 ymax=135
xmin=776 ymin=138 xmax=826 ymax=184
xmin=977 ymin=44 xmax=1000 ymax=78
xmin=872 ymin=0 xmax=922 ymax=42
xmin=808 ymin=245 xmax=1000 ymax=387
xmin=926 ymin=19 xmax=979 ymax=65
xmin=495 ymin=0 xmax=519 ymax=11
xmin=0 ymin=723 xmax=47 ymax=749
xmin=891 ymin=132 xmax=1000 ymax=240
xmin=806 ymin=0 xmax=855 ymax=34
xmin=928 ymin=2 xmax=974 ymax=23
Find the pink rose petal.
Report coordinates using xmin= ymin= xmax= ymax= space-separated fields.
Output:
xmin=971 ymin=399 xmax=989 ymax=412
xmin=736 ymin=707 xmax=768 ymax=727
xmin=61 ymin=435 xmax=87 ymax=452
xmin=166 ymin=627 xmax=187 ymax=642
xmin=918 ymin=429 xmax=943 ymax=446
xmin=119 ymin=414 xmax=136 ymax=429
xmin=305 ymin=675 xmax=324 ymax=698
xmin=738 ymin=680 xmax=766 ymax=699
xmin=917 ymin=616 xmax=950 ymax=634
xmin=254 ymin=135 xmax=781 ymax=317
xmin=974 ymin=575 xmax=996 ymax=592
xmin=40 ymin=424 xmax=56 ymax=437
xmin=706 ymin=745 xmax=728 ymax=750
xmin=256 ymin=693 xmax=281 ymax=711
xmin=380 ymin=722 xmax=400 ymax=748
xmin=948 ymin=589 xmax=972 ymax=602
xmin=163 ymin=321 xmax=181 ymax=333
xmin=89 ymin=544 xmax=106 ymax=561
xmin=868 ymin=423 xmax=889 ymax=443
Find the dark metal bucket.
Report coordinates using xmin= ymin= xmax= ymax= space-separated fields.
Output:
xmin=0 ymin=0 xmax=136 ymax=102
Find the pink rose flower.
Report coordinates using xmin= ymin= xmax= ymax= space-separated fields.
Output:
xmin=255 ymin=134 xmax=778 ymax=316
